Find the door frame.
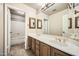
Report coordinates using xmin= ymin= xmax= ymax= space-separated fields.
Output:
xmin=4 ymin=4 xmax=27 ymax=56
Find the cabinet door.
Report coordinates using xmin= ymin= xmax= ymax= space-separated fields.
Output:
xmin=50 ymin=47 xmax=54 ymax=56
xmin=54 ymin=48 xmax=70 ymax=56
xmin=28 ymin=36 xmax=32 ymax=49
xmin=40 ymin=42 xmax=50 ymax=56
xmin=36 ymin=40 xmax=40 ymax=56
xmin=32 ymin=38 xmax=36 ymax=54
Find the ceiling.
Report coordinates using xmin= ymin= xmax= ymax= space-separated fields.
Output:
xmin=26 ymin=3 xmax=43 ymax=10
xmin=25 ymin=3 xmax=68 ymax=15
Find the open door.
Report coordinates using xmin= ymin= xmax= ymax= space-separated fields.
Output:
xmin=7 ymin=8 xmax=11 ymax=55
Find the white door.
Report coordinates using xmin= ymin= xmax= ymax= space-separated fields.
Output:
xmin=7 ymin=8 xmax=11 ymax=54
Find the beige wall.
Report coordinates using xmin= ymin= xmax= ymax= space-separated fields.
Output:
xmin=0 ymin=3 xmax=3 ymax=55
xmin=48 ymin=9 xmax=68 ymax=36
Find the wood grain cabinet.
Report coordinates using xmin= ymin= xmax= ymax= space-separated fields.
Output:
xmin=50 ymin=47 xmax=54 ymax=56
xmin=54 ymin=48 xmax=70 ymax=56
xmin=50 ymin=47 xmax=71 ymax=56
xmin=28 ymin=36 xmax=71 ymax=56
xmin=31 ymin=38 xmax=36 ymax=54
xmin=28 ymin=36 xmax=32 ymax=49
xmin=35 ymin=40 xmax=40 ymax=56
xmin=40 ymin=42 xmax=50 ymax=56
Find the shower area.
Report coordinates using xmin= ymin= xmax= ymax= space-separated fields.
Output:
xmin=10 ymin=9 xmax=25 ymax=46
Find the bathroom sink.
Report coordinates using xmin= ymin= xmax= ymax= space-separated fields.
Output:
xmin=48 ymin=37 xmax=69 ymax=47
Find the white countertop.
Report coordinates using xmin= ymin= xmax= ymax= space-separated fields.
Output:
xmin=28 ymin=33 xmax=79 ymax=56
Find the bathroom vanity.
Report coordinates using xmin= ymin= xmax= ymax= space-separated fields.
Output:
xmin=27 ymin=33 xmax=79 ymax=56
xmin=28 ymin=36 xmax=72 ymax=56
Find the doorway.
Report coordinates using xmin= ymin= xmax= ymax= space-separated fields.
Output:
xmin=9 ymin=8 xmax=25 ymax=55
xmin=9 ymin=9 xmax=25 ymax=55
xmin=4 ymin=5 xmax=27 ymax=56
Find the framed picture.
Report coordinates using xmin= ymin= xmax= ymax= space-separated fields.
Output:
xmin=75 ymin=16 xmax=79 ymax=28
xmin=68 ymin=18 xmax=72 ymax=29
xmin=37 ymin=19 xmax=42 ymax=29
xmin=29 ymin=17 xmax=36 ymax=29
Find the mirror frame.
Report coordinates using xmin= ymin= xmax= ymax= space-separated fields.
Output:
xmin=37 ymin=19 xmax=42 ymax=29
xmin=68 ymin=18 xmax=72 ymax=29
xmin=29 ymin=17 xmax=36 ymax=29
xmin=75 ymin=16 xmax=79 ymax=28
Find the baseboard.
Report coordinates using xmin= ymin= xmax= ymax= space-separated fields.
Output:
xmin=0 ymin=48 xmax=3 ymax=56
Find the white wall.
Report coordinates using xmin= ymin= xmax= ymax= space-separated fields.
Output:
xmin=0 ymin=3 xmax=3 ymax=56
xmin=48 ymin=9 xmax=68 ymax=36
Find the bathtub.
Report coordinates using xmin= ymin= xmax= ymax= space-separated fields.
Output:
xmin=11 ymin=36 xmax=25 ymax=45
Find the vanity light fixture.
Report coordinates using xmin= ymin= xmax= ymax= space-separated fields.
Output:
xmin=68 ymin=3 xmax=79 ymax=14
xmin=41 ymin=3 xmax=55 ymax=11
xmin=68 ymin=3 xmax=75 ymax=9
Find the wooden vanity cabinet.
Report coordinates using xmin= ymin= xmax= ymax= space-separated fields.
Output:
xmin=28 ymin=36 xmax=72 ymax=56
xmin=35 ymin=40 xmax=40 ymax=56
xmin=54 ymin=48 xmax=71 ymax=56
xmin=28 ymin=36 xmax=36 ymax=54
xmin=28 ymin=36 xmax=32 ymax=49
xmin=50 ymin=47 xmax=54 ymax=56
xmin=31 ymin=38 xmax=36 ymax=54
xmin=40 ymin=42 xmax=50 ymax=56
xmin=50 ymin=47 xmax=71 ymax=56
